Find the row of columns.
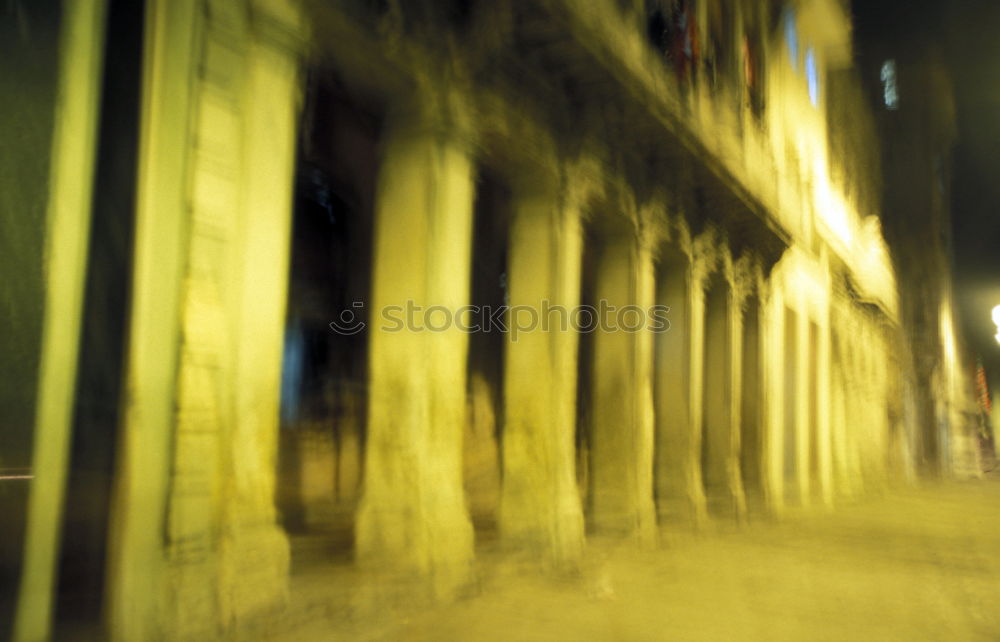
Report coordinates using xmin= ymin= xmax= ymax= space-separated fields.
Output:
xmin=764 ymin=260 xmax=902 ymax=512
xmin=356 ymin=94 xmax=767 ymax=592
xmin=15 ymin=4 xmax=902 ymax=638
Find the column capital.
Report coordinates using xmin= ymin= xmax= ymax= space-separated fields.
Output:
xmin=637 ymin=197 xmax=670 ymax=257
xmin=562 ymin=153 xmax=605 ymax=210
xmin=383 ymin=75 xmax=477 ymax=151
xmin=670 ymin=216 xmax=694 ymax=257
xmin=691 ymin=230 xmax=720 ymax=291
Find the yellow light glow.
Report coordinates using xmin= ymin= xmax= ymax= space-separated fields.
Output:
xmin=811 ymin=154 xmax=854 ymax=249
xmin=941 ymin=301 xmax=957 ymax=370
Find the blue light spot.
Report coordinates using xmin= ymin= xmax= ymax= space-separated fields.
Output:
xmin=806 ymin=48 xmax=819 ymax=105
xmin=785 ymin=12 xmax=799 ymax=71
xmin=881 ymin=60 xmax=899 ymax=109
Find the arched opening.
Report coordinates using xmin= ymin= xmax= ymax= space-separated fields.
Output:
xmin=276 ymin=69 xmax=380 ymax=564
xmin=830 ymin=326 xmax=849 ymax=494
xmin=783 ymin=306 xmax=799 ymax=503
xmin=808 ymin=319 xmax=821 ymax=498
xmin=740 ymin=296 xmax=764 ymax=510
xmin=653 ymin=246 xmax=692 ymax=523
xmin=575 ymin=221 xmax=600 ymax=527
xmin=581 ymin=224 xmax=656 ymax=536
xmin=463 ymin=169 xmax=507 ymax=544
xmin=702 ymin=274 xmax=732 ymax=515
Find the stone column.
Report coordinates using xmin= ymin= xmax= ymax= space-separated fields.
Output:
xmin=589 ymin=228 xmax=657 ymax=542
xmin=500 ymin=173 xmax=585 ymax=566
xmin=218 ymin=20 xmax=302 ymax=626
xmin=355 ymin=88 xmax=476 ymax=599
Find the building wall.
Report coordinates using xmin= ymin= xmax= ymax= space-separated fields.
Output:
xmin=14 ymin=0 xmax=947 ymax=639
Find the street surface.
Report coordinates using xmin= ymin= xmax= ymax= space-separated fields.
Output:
xmin=272 ymin=479 xmax=1000 ymax=641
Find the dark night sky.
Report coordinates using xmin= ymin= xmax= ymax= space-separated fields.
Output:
xmin=946 ymin=2 xmax=1000 ymax=376
xmin=853 ymin=1 xmax=1000 ymax=377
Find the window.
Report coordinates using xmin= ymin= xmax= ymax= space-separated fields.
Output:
xmin=805 ymin=48 xmax=819 ymax=105
xmin=880 ymin=60 xmax=899 ymax=109
xmin=784 ymin=11 xmax=799 ymax=71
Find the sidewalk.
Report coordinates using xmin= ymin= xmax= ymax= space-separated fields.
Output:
xmin=269 ymin=479 xmax=1000 ymax=641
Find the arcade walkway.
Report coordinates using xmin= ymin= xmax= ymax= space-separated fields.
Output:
xmin=271 ymin=478 xmax=1000 ymax=641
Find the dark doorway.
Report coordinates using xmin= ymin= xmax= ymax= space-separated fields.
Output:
xmin=464 ymin=169 xmax=508 ymax=542
xmin=783 ymin=306 xmax=799 ymax=503
xmin=575 ymin=220 xmax=601 ymax=525
xmin=702 ymin=275 xmax=732 ymax=515
xmin=740 ymin=297 xmax=764 ymax=509
xmin=653 ymin=247 xmax=693 ymax=522
xmin=276 ymin=70 xmax=379 ymax=565
xmin=808 ymin=320 xmax=821 ymax=497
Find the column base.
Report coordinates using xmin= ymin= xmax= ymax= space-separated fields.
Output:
xmin=656 ymin=492 xmax=708 ymax=531
xmin=218 ymin=522 xmax=291 ymax=632
xmin=355 ymin=499 xmax=476 ymax=602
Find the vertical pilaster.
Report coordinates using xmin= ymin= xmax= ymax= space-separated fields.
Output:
xmin=355 ymin=87 xmax=476 ymax=598
xmin=14 ymin=2 xmax=108 ymax=639
xmin=500 ymin=172 xmax=585 ymax=566
xmin=106 ymin=1 xmax=201 ymax=639
xmin=590 ymin=228 xmax=657 ymax=542
xmin=218 ymin=11 xmax=301 ymax=626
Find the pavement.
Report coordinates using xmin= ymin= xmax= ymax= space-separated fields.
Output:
xmin=270 ymin=478 xmax=1000 ymax=641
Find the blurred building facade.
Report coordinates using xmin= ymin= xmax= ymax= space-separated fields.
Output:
xmin=852 ymin=7 xmax=981 ymax=480
xmin=4 ymin=0 xmax=977 ymax=639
